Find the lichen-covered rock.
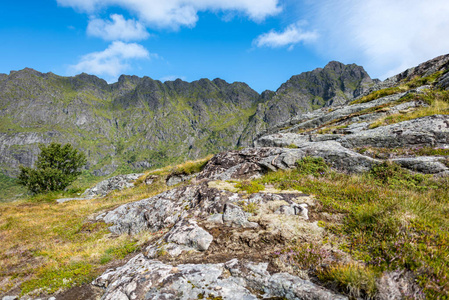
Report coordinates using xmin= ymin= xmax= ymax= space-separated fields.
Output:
xmin=279 ymin=92 xmax=407 ymax=134
xmin=82 ymin=173 xmax=143 ymax=198
xmin=255 ymin=114 xmax=449 ymax=175
xmin=98 ymin=184 xmax=202 ymax=234
xmin=223 ymin=203 xmax=258 ymax=229
xmin=376 ymin=270 xmax=424 ymax=300
xmin=197 ymin=147 xmax=305 ymax=180
xmin=254 ymin=139 xmax=380 ymax=173
xmin=275 ymin=203 xmax=308 ymax=219
xmin=166 ymin=173 xmax=196 ymax=186
xmin=145 ymin=219 xmax=213 ymax=258
xmin=391 ymin=156 xmax=449 ymax=174
xmin=93 ymin=255 xmax=347 ymax=300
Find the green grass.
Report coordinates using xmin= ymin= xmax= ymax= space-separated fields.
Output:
xmin=0 ymin=165 xmax=171 ymax=296
xmin=21 ymin=262 xmax=94 ymax=295
xmin=351 ymin=86 xmax=406 ymax=105
xmin=295 ymin=156 xmax=329 ymax=176
xmin=0 ymin=172 xmax=27 ymax=202
xmin=254 ymin=157 xmax=449 ymax=298
xmin=235 ymin=180 xmax=265 ymax=194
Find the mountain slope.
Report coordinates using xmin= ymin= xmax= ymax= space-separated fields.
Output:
xmin=0 ymin=62 xmax=373 ymax=201
xmin=238 ymin=61 xmax=375 ymax=145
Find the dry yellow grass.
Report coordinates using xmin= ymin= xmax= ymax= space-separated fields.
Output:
xmin=0 ymin=154 xmax=214 ymax=295
xmin=0 ymin=181 xmax=168 ymax=295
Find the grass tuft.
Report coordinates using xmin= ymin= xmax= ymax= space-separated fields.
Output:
xmin=318 ymin=263 xmax=378 ymax=298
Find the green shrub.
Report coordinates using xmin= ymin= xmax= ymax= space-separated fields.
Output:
xmin=17 ymin=143 xmax=86 ymax=194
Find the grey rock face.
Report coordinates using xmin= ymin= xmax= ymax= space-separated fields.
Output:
xmin=339 ymin=115 xmax=449 ymax=148
xmin=391 ymin=156 xmax=449 ymax=174
xmin=282 ymin=92 xmax=407 ymax=134
xmin=358 ymin=53 xmax=449 ymax=98
xmin=98 ymin=183 xmax=242 ymax=235
xmin=82 ymin=173 xmax=143 ymax=198
xmin=98 ymin=185 xmax=200 ymax=235
xmin=98 ymin=182 xmax=311 ymax=236
xmin=255 ymin=110 xmax=449 ymax=176
xmin=254 ymin=137 xmax=380 ymax=173
xmin=93 ymin=256 xmax=347 ymax=300
xmin=436 ymin=71 xmax=449 ymax=90
xmin=240 ymin=61 xmax=375 ymax=145
xmin=145 ymin=219 xmax=213 ymax=258
xmin=56 ymin=197 xmax=90 ymax=204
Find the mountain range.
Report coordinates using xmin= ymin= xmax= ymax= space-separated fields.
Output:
xmin=0 ymin=61 xmax=374 ymax=182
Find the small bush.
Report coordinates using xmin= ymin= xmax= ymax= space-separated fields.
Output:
xmin=296 ymin=157 xmax=329 ymax=177
xmin=18 ymin=143 xmax=86 ymax=194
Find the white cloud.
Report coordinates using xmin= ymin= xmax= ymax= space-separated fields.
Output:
xmin=57 ymin=0 xmax=282 ymax=29
xmin=87 ymin=14 xmax=150 ymax=41
xmin=308 ymin=0 xmax=449 ymax=79
xmin=254 ymin=22 xmax=318 ymax=49
xmin=69 ymin=41 xmax=152 ymax=80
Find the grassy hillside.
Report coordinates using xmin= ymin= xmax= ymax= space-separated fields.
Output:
xmin=1 ymin=156 xmax=449 ymax=298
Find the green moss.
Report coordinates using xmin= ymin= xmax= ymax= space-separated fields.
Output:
xmin=235 ymin=181 xmax=265 ymax=194
xmin=21 ymin=262 xmax=94 ymax=295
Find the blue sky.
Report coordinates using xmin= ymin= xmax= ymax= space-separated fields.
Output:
xmin=1 ymin=0 xmax=449 ymax=93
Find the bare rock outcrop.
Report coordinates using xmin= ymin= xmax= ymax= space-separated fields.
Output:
xmin=82 ymin=173 xmax=143 ymax=198
xmin=93 ymin=256 xmax=347 ymax=300
xmin=145 ymin=219 xmax=213 ymax=258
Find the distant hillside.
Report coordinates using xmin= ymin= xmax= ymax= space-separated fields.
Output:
xmin=0 ymin=62 xmax=373 ymax=200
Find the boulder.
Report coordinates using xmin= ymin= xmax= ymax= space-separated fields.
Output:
xmin=145 ymin=219 xmax=213 ymax=258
